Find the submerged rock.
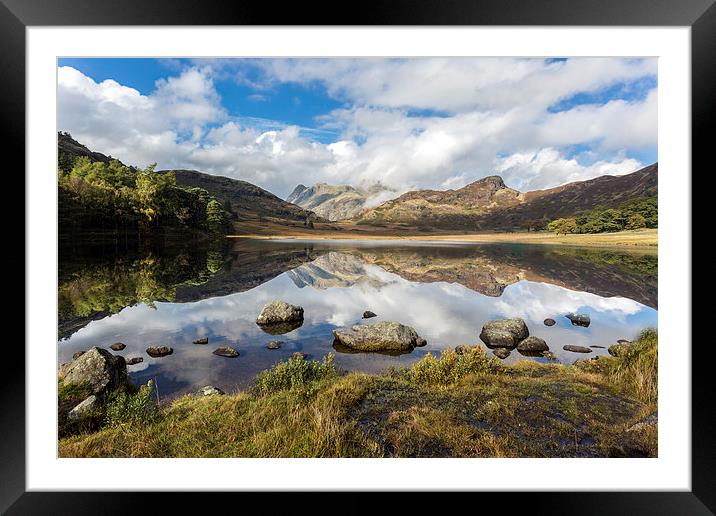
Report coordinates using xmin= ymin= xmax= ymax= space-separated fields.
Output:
xmin=256 ymin=301 xmax=304 ymax=325
xmin=58 ymin=347 xmax=127 ymax=394
xmin=492 ymin=348 xmax=511 ymax=359
xmin=126 ymin=357 xmax=144 ymax=365
xmin=109 ymin=342 xmax=126 ymax=351
xmin=590 ymin=345 xmax=606 ymax=349
xmin=543 ymin=318 xmax=556 ymax=327
xmin=196 ymin=385 xmax=225 ymax=397
xmin=213 ymin=346 xmax=239 ymax=358
xmin=516 ymin=336 xmax=549 ymax=352
xmin=566 ymin=313 xmax=591 ymax=327
xmin=193 ymin=337 xmax=209 ymax=345
xmin=146 ymin=346 xmax=173 ymax=358
xmin=292 ymin=352 xmax=308 ymax=360
xmin=479 ymin=318 xmax=529 ymax=348
xmin=563 ymin=345 xmax=592 ymax=353
xmin=333 ymin=321 xmax=424 ymax=352
xmin=68 ymin=395 xmax=98 ymax=420
xmin=363 ymin=310 xmax=377 ymax=319
xmin=266 ymin=340 xmax=283 ymax=350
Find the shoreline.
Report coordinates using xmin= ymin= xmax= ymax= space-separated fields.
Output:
xmin=228 ymin=228 xmax=658 ymax=250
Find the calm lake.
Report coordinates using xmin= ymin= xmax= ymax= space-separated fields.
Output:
xmin=58 ymin=238 xmax=657 ymax=400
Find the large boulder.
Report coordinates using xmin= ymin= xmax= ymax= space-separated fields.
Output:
xmin=256 ymin=301 xmax=304 ymax=325
xmin=479 ymin=318 xmax=529 ymax=348
xmin=58 ymin=347 xmax=126 ymax=395
xmin=516 ymin=336 xmax=549 ymax=352
xmin=333 ymin=321 xmax=425 ymax=352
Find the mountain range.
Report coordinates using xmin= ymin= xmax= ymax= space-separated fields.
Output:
xmin=286 ymin=182 xmax=393 ymax=221
xmin=59 ymin=133 xmax=656 ymax=232
xmin=356 ymin=164 xmax=657 ymax=230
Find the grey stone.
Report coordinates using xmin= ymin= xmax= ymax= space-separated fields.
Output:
xmin=563 ymin=345 xmax=592 ymax=353
xmin=68 ymin=395 xmax=98 ymax=420
xmin=256 ymin=301 xmax=304 ymax=325
xmin=333 ymin=321 xmax=424 ymax=352
xmin=516 ymin=336 xmax=549 ymax=352
xmin=213 ymin=346 xmax=239 ymax=358
xmin=479 ymin=318 xmax=529 ymax=348
xmin=58 ymin=347 xmax=127 ymax=394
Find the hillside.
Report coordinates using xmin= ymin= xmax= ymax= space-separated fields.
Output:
xmin=287 ymin=182 xmax=393 ymax=221
xmin=357 ymin=175 xmax=524 ymax=228
xmin=357 ymin=165 xmax=657 ymax=231
xmin=57 ymin=133 xmax=322 ymax=229
xmin=163 ymin=169 xmax=324 ymax=224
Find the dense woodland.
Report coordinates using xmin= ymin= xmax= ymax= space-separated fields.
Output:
xmin=58 ymin=141 xmax=232 ymax=238
xmin=546 ymin=197 xmax=657 ymax=235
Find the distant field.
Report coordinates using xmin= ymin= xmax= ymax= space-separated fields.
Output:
xmin=229 ymin=221 xmax=657 ymax=249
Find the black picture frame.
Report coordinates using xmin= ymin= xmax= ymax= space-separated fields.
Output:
xmin=6 ymin=0 xmax=708 ymax=512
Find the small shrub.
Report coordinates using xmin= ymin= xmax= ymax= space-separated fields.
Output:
xmin=408 ymin=347 xmax=501 ymax=385
xmin=604 ymin=328 xmax=658 ymax=405
xmin=104 ymin=380 xmax=157 ymax=426
xmin=252 ymin=354 xmax=338 ymax=396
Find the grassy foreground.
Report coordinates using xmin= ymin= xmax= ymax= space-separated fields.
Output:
xmin=229 ymin=221 xmax=657 ymax=249
xmin=59 ymin=330 xmax=658 ymax=458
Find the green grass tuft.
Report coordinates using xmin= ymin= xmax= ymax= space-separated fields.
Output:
xmin=405 ymin=347 xmax=503 ymax=385
xmin=252 ymin=353 xmax=338 ymax=396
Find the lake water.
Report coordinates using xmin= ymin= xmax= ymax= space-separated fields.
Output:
xmin=58 ymin=238 xmax=657 ymax=400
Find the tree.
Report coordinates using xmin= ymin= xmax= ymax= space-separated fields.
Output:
xmin=206 ymin=198 xmax=229 ymax=233
xmin=625 ymin=213 xmax=647 ymax=230
xmin=547 ymin=218 xmax=578 ymax=235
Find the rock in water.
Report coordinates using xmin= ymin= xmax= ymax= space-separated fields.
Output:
xmin=333 ymin=321 xmax=424 ymax=352
xmin=257 ymin=301 xmax=305 ymax=334
xmin=72 ymin=351 xmax=85 ymax=360
xmin=109 ymin=342 xmax=126 ymax=351
xmin=193 ymin=337 xmax=209 ymax=345
xmin=565 ymin=313 xmax=591 ymax=327
xmin=68 ymin=395 xmax=98 ymax=420
xmin=543 ymin=318 xmax=556 ymax=327
xmin=213 ymin=346 xmax=239 ymax=358
xmin=266 ymin=340 xmax=283 ymax=349
xmin=516 ymin=336 xmax=549 ymax=352
xmin=146 ymin=346 xmax=173 ymax=358
xmin=563 ymin=345 xmax=592 ymax=353
xmin=256 ymin=301 xmax=304 ymax=325
xmin=196 ymin=385 xmax=225 ymax=397
xmin=415 ymin=337 xmax=427 ymax=347
xmin=126 ymin=357 xmax=143 ymax=365
xmin=479 ymin=318 xmax=529 ymax=348
xmin=292 ymin=352 xmax=308 ymax=360
xmin=363 ymin=310 xmax=377 ymax=319
xmin=492 ymin=348 xmax=511 ymax=359
xmin=58 ymin=347 xmax=127 ymax=394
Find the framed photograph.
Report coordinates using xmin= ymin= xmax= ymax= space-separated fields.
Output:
xmin=8 ymin=0 xmax=710 ymax=511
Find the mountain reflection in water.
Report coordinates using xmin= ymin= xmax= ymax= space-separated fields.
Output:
xmin=58 ymin=238 xmax=657 ymax=400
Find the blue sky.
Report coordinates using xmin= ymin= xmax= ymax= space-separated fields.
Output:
xmin=57 ymin=57 xmax=657 ymax=198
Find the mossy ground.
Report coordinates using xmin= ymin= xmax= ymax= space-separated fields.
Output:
xmin=59 ymin=331 xmax=657 ymax=458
